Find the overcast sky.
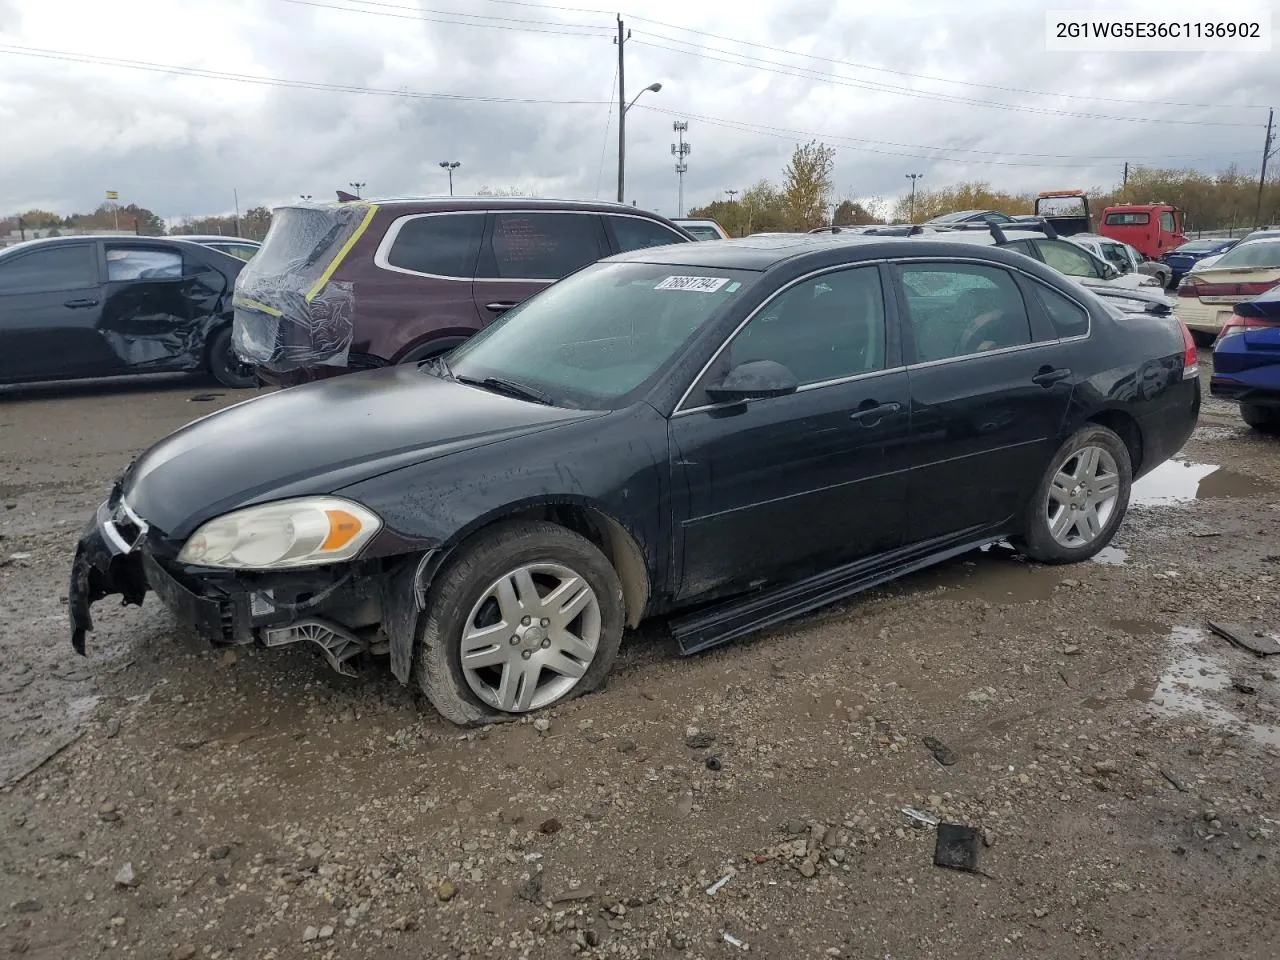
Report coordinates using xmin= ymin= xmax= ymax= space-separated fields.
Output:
xmin=0 ymin=0 xmax=1275 ymax=223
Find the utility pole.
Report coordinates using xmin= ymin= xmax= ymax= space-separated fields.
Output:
xmin=233 ymin=188 xmax=242 ymax=237
xmin=671 ymin=121 xmax=690 ymax=217
xmin=1256 ymin=107 xmax=1275 ymax=229
xmin=616 ymin=16 xmax=628 ymax=204
xmin=1122 ymin=162 xmax=1129 ymax=191
xmin=905 ymin=173 xmax=923 ymax=222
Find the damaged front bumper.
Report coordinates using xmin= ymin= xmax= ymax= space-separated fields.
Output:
xmin=69 ymin=496 xmax=430 ymax=681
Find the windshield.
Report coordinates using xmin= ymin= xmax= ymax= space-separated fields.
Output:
xmin=1175 ymin=239 xmax=1225 ymax=253
xmin=683 ymin=224 xmax=723 ymax=241
xmin=926 ymin=211 xmax=975 ymax=224
xmin=1207 ymin=239 xmax=1280 ymax=270
xmin=447 ymin=261 xmax=757 ymax=409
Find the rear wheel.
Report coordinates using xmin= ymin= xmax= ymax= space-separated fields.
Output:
xmin=1240 ymin=403 xmax=1280 ymax=433
xmin=208 ymin=327 xmax=256 ymax=389
xmin=416 ymin=521 xmax=625 ymax=726
xmin=1189 ymin=329 xmax=1215 ymax=348
xmin=1018 ymin=425 xmax=1132 ymax=564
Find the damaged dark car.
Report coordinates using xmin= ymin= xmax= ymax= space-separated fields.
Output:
xmin=70 ymin=235 xmax=1200 ymax=725
xmin=0 ymin=236 xmax=254 ymax=389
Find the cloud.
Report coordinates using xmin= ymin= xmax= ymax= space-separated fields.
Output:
xmin=0 ymin=0 xmax=1274 ymax=222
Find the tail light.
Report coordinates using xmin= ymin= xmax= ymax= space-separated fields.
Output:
xmin=1214 ymin=313 xmax=1280 ymax=345
xmin=1179 ymin=319 xmax=1198 ymax=378
xmin=1185 ymin=279 xmax=1280 ymax=299
xmin=1177 ymin=278 xmax=1199 ymax=298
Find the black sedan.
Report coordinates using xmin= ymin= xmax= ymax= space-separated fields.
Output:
xmin=0 ymin=236 xmax=254 ymax=388
xmin=69 ymin=235 xmax=1201 ymax=724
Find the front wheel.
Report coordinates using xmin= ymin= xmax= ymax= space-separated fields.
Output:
xmin=1017 ymin=425 xmax=1132 ymax=564
xmin=416 ymin=521 xmax=625 ymax=726
xmin=207 ymin=327 xmax=257 ymax=389
xmin=1240 ymin=403 xmax=1280 ymax=434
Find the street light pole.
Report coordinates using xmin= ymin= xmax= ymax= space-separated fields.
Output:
xmin=349 ymin=182 xmax=366 ymax=199
xmin=905 ymin=173 xmax=923 ymax=222
xmin=615 ymin=18 xmax=662 ymax=205
xmin=438 ymin=161 xmax=461 ymax=196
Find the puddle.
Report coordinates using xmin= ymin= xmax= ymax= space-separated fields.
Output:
xmin=907 ymin=543 xmax=1058 ymax=604
xmin=1147 ymin=626 xmax=1280 ymax=748
xmin=1132 ymin=458 xmax=1275 ymax=507
xmin=1092 ymin=545 xmax=1129 ymax=566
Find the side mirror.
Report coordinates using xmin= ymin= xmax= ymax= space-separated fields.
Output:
xmin=705 ymin=360 xmax=799 ymax=403
xmin=1100 ymin=262 xmax=1119 ymax=280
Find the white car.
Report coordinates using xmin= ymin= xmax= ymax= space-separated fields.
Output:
xmin=922 ymin=224 xmax=1169 ymax=297
xmin=1067 ymin=233 xmax=1172 ymax=288
xmin=1174 ymin=237 xmax=1280 ymax=341
xmin=671 ymin=218 xmax=730 ymax=241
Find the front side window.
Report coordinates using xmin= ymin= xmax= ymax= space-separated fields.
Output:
xmin=386 ymin=213 xmax=484 ymax=278
xmin=448 ymin=261 xmax=754 ymax=408
xmin=1100 ymin=243 xmax=1130 ymax=271
xmin=899 ymin=263 xmax=1032 ymax=362
xmin=606 ymin=215 xmax=686 ymax=252
xmin=105 ymin=246 xmax=183 ymax=281
xmin=1036 ymin=239 xmax=1103 ymax=279
xmin=0 ymin=245 xmax=97 ymax=294
xmin=486 ymin=212 xmax=605 ymax=280
xmin=723 ymin=266 xmax=887 ymax=386
xmin=1160 ymin=211 xmax=1176 ymax=232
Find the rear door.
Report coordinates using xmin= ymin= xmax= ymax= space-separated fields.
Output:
xmin=893 ymin=259 xmax=1077 ymax=544
xmin=472 ymin=211 xmax=608 ymax=323
xmin=0 ymin=242 xmax=104 ymax=381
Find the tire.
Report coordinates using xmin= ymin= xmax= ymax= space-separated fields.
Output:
xmin=1017 ymin=425 xmax=1133 ymax=565
xmin=207 ymin=326 xmax=257 ymax=389
xmin=398 ymin=336 xmax=469 ymax=365
xmin=416 ymin=521 xmax=625 ymax=726
xmin=1189 ymin=329 xmax=1215 ymax=348
xmin=1240 ymin=403 xmax=1280 ymax=433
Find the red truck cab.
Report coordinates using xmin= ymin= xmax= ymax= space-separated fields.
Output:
xmin=1098 ymin=204 xmax=1186 ymax=260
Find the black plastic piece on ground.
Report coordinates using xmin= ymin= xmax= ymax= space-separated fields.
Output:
xmin=934 ymin=824 xmax=981 ymax=872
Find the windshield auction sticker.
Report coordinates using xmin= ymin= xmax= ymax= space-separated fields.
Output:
xmin=1046 ymin=9 xmax=1271 ymax=51
xmin=655 ymin=276 xmax=730 ymax=293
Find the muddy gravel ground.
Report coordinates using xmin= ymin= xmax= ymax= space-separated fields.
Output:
xmin=2 ymin=361 xmax=1279 ymax=960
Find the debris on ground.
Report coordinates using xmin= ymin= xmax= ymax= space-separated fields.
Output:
xmin=920 ymin=735 xmax=958 ymax=766
xmin=933 ymin=824 xmax=982 ymax=874
xmin=1207 ymin=620 xmax=1280 ymax=656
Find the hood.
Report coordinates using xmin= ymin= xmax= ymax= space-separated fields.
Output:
xmin=121 ymin=365 xmax=599 ymax=539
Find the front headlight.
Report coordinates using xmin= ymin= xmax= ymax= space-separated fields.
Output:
xmin=177 ymin=497 xmax=382 ymax=570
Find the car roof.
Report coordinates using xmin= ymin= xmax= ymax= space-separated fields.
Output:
xmin=604 ymin=233 xmax=1056 ymax=272
xmin=341 ymin=196 xmax=671 ymax=217
xmin=171 ymin=234 xmax=261 ymax=244
xmin=0 ymin=234 xmax=206 ymax=258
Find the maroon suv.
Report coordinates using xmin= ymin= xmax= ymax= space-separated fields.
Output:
xmin=231 ymin=197 xmax=695 ymax=384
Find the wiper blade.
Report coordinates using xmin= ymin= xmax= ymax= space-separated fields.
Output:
xmin=455 ymin=374 xmax=554 ymax=406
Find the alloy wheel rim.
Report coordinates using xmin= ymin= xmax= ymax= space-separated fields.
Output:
xmin=459 ymin=562 xmax=601 ymax=713
xmin=1044 ymin=444 xmax=1121 ymax=548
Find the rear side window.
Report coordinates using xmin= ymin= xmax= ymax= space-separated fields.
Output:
xmin=386 ymin=213 xmax=484 ymax=278
xmin=899 ymin=263 xmax=1032 ymax=363
xmin=106 ymin=246 xmax=182 ymax=281
xmin=1105 ymin=212 xmax=1150 ymax=226
xmin=1035 ymin=239 xmax=1103 ymax=279
xmin=0 ymin=245 xmax=97 ymax=294
xmin=606 ymin=215 xmax=686 ymax=252
xmin=1033 ymin=284 xmax=1090 ymax=338
xmin=486 ymin=213 xmax=605 ymax=280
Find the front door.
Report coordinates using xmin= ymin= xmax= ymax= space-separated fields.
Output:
xmin=670 ymin=264 xmax=912 ymax=602
xmin=472 ymin=211 xmax=609 ymax=324
xmin=0 ymin=242 xmax=104 ymax=381
xmin=892 ymin=260 xmax=1076 ymax=544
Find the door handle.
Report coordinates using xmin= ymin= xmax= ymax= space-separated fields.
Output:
xmin=850 ymin=400 xmax=902 ymax=425
xmin=485 ymin=301 xmax=519 ymax=313
xmin=1032 ymin=366 xmax=1071 ymax=387
xmin=63 ymin=298 xmax=100 ymax=309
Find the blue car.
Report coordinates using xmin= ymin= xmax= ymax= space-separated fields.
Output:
xmin=1210 ymin=284 xmax=1280 ymax=432
xmin=1162 ymin=237 xmax=1239 ymax=287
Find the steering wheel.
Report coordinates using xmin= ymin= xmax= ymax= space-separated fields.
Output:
xmin=956 ymin=310 xmax=1003 ymax=355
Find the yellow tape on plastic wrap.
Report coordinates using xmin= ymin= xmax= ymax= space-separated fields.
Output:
xmin=305 ymin=204 xmax=380 ymax=303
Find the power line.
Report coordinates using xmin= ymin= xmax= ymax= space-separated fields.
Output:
xmin=0 ymin=45 xmax=613 ymax=105
xmin=472 ymin=1 xmax=1268 ymax=111
xmin=634 ymin=104 xmax=1255 ymax=163
xmin=632 ymin=104 xmax=1260 ymax=168
xmin=272 ymin=0 xmax=612 ymax=36
xmin=630 ymin=39 xmax=1261 ymax=128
